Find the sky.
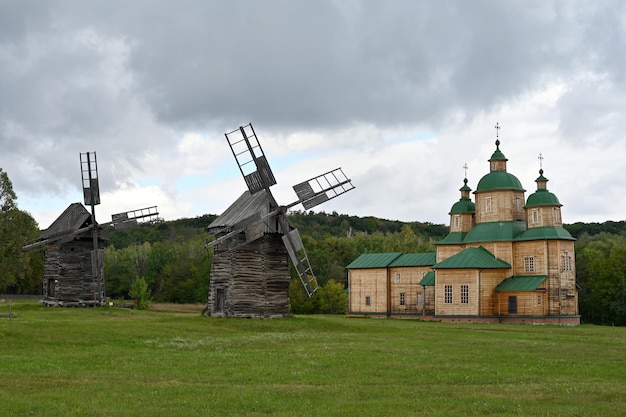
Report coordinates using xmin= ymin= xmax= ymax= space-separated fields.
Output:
xmin=1 ymin=0 xmax=625 ymax=229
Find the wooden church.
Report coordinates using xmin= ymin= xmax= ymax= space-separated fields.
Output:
xmin=38 ymin=203 xmax=107 ymax=307
xmin=347 ymin=130 xmax=580 ymax=325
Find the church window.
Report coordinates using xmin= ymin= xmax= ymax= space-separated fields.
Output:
xmin=444 ymin=285 xmax=453 ymax=304
xmin=454 ymin=215 xmax=460 ymax=229
xmin=561 ymin=251 xmax=572 ymax=272
xmin=524 ymin=256 xmax=535 ymax=272
xmin=365 ymin=296 xmax=371 ymax=306
xmin=515 ymin=196 xmax=521 ymax=211
xmin=485 ymin=197 xmax=492 ymax=212
xmin=396 ymin=273 xmax=401 ymax=282
xmin=537 ymin=295 xmax=542 ymax=305
xmin=400 ymin=293 xmax=405 ymax=306
xmin=554 ymin=207 xmax=561 ymax=223
xmin=532 ymin=209 xmax=539 ymax=223
xmin=461 ymin=285 xmax=469 ymax=304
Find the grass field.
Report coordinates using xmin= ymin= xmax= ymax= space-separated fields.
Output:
xmin=1 ymin=300 xmax=625 ymax=417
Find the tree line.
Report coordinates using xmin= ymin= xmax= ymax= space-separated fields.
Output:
xmin=1 ymin=167 xmax=625 ymax=324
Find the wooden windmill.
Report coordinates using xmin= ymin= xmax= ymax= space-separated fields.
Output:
xmin=206 ymin=124 xmax=354 ymax=318
xmin=23 ymin=152 xmax=159 ymax=307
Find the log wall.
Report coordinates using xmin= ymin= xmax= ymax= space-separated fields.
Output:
xmin=208 ymin=233 xmax=291 ymax=318
xmin=42 ymin=238 xmax=105 ymax=307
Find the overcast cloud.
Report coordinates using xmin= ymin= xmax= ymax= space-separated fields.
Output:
xmin=1 ymin=0 xmax=625 ymax=228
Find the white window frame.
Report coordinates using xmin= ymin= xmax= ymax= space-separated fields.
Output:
xmin=524 ymin=256 xmax=535 ymax=272
xmin=532 ymin=209 xmax=539 ymax=223
xmin=562 ymin=251 xmax=572 ymax=272
xmin=554 ymin=207 xmax=561 ymax=223
xmin=461 ymin=285 xmax=469 ymax=304
xmin=444 ymin=285 xmax=453 ymax=304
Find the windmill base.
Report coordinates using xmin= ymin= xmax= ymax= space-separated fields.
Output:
xmin=208 ymin=233 xmax=291 ymax=318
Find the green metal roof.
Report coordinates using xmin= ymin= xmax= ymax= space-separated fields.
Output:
xmin=490 ymin=140 xmax=507 ymax=161
xmin=346 ymin=252 xmax=402 ymax=269
xmin=419 ymin=271 xmax=435 ymax=286
xmin=449 ymin=198 xmax=475 ymax=214
xmin=526 ymin=189 xmax=562 ymax=207
xmin=515 ymin=226 xmax=575 ymax=241
xmin=464 ymin=221 xmax=527 ymax=243
xmin=434 ymin=246 xmax=511 ymax=269
xmin=388 ymin=252 xmax=436 ymax=267
xmin=475 ymin=171 xmax=525 ymax=192
xmin=495 ymin=275 xmax=547 ymax=291
xmin=436 ymin=232 xmax=468 ymax=245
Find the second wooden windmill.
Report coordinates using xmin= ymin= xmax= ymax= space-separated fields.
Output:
xmin=23 ymin=152 xmax=159 ymax=307
xmin=206 ymin=124 xmax=355 ymax=318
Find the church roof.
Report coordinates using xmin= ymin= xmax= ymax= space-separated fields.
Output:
xmin=516 ymin=226 xmax=575 ymax=241
xmin=346 ymin=252 xmax=402 ymax=269
xmin=346 ymin=252 xmax=436 ymax=269
xmin=419 ymin=271 xmax=435 ymax=286
xmin=389 ymin=252 xmax=436 ymax=267
xmin=436 ymin=231 xmax=468 ymax=245
xmin=463 ymin=221 xmax=527 ymax=243
xmin=450 ymin=198 xmax=475 ymax=214
xmin=526 ymin=170 xmax=562 ymax=207
xmin=475 ymin=171 xmax=525 ymax=192
xmin=490 ymin=139 xmax=508 ymax=161
xmin=495 ymin=275 xmax=547 ymax=291
xmin=526 ymin=189 xmax=561 ymax=207
xmin=434 ymin=246 xmax=511 ymax=269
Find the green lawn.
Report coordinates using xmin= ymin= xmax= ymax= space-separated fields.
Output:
xmin=1 ymin=301 xmax=625 ymax=416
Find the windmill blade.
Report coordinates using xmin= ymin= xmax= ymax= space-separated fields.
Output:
xmin=292 ymin=167 xmax=355 ymax=210
xmin=80 ymin=152 xmax=101 ymax=206
xmin=276 ymin=214 xmax=318 ymax=297
xmin=281 ymin=228 xmax=319 ymax=297
xmin=103 ymin=206 xmax=159 ymax=229
xmin=22 ymin=225 xmax=96 ymax=252
xmin=225 ymin=124 xmax=277 ymax=194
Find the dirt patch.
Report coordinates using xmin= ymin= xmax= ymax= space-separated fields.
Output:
xmin=149 ymin=303 xmax=206 ymax=313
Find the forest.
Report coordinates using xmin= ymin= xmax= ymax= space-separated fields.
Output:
xmin=1 ymin=167 xmax=625 ymax=325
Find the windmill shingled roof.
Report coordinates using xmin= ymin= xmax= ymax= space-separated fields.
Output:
xmin=208 ymin=190 xmax=272 ymax=232
xmin=39 ymin=203 xmax=92 ymax=239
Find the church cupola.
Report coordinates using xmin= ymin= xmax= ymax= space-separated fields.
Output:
xmin=449 ymin=177 xmax=475 ymax=233
xmin=525 ymin=163 xmax=563 ymax=227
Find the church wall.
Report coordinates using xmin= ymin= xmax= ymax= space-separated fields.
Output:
xmin=478 ymin=269 xmax=508 ymax=316
xmin=475 ymin=190 xmax=525 ymax=223
xmin=435 ymin=270 xmax=479 ymax=316
xmin=436 ymin=245 xmax=465 ymax=263
xmin=513 ymin=240 xmax=548 ymax=276
xmin=388 ymin=266 xmax=430 ymax=314
xmin=496 ymin=290 xmax=547 ymax=316
xmin=348 ymin=268 xmax=388 ymax=314
xmin=527 ymin=206 xmax=563 ymax=228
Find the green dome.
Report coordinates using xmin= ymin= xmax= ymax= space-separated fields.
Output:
xmin=475 ymin=171 xmax=525 ymax=192
xmin=526 ymin=189 xmax=561 ymax=207
xmin=490 ymin=140 xmax=507 ymax=161
xmin=450 ymin=198 xmax=475 ymax=214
